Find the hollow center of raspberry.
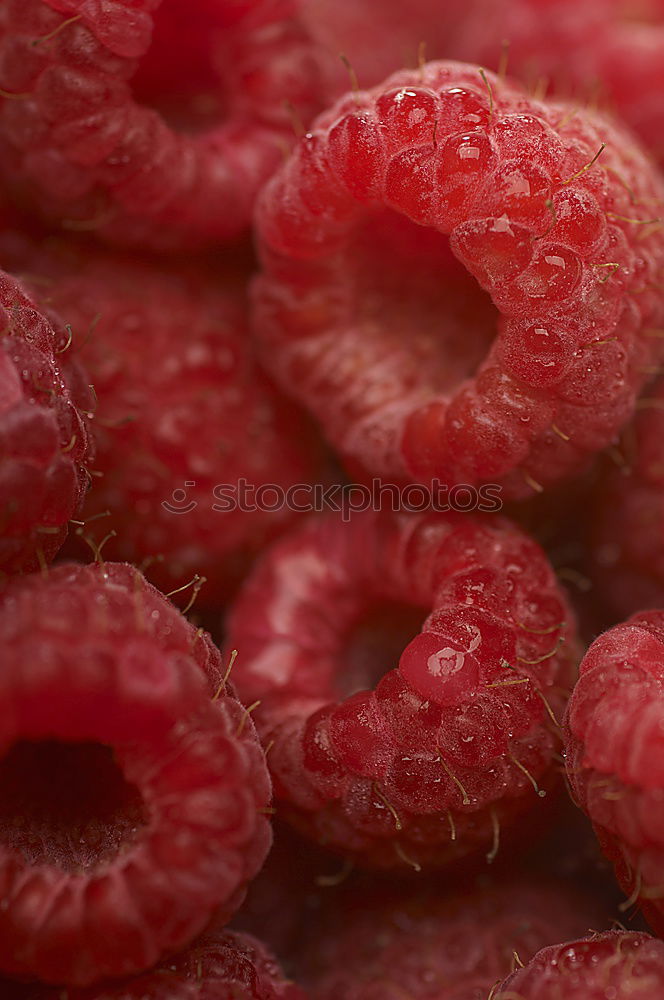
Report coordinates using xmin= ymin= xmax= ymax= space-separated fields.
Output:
xmin=0 ymin=741 xmax=147 ymax=871
xmin=337 ymin=599 xmax=426 ymax=698
xmin=131 ymin=0 xmax=232 ymax=133
xmin=350 ymin=209 xmax=498 ymax=396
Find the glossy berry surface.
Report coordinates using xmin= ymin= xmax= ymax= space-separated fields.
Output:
xmin=4 ymin=234 xmax=326 ymax=605
xmin=0 ymin=268 xmax=92 ymax=577
xmin=254 ymin=60 xmax=664 ymax=498
xmin=494 ymin=931 xmax=664 ymax=999
xmin=0 ymin=929 xmax=305 ymax=999
xmin=565 ymin=610 xmax=664 ymax=936
xmin=226 ymin=508 xmax=578 ymax=870
xmin=0 ymin=0 xmax=324 ymax=250
xmin=0 ymin=562 xmax=272 ymax=986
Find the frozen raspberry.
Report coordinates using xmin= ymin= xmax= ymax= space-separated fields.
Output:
xmin=494 ymin=931 xmax=664 ymax=999
xmin=590 ymin=375 xmax=664 ymax=619
xmin=565 ymin=610 xmax=664 ymax=936
xmin=0 ymin=562 xmax=272 ymax=986
xmin=297 ymin=875 xmax=610 ymax=1000
xmin=0 ymin=929 xmax=305 ymax=999
xmin=5 ymin=234 xmax=326 ymax=606
xmin=0 ymin=0 xmax=323 ymax=251
xmin=254 ymin=60 xmax=664 ymax=498
xmin=0 ymin=267 xmax=93 ymax=577
xmin=451 ymin=0 xmax=664 ymax=168
xmin=225 ymin=508 xmax=578 ymax=870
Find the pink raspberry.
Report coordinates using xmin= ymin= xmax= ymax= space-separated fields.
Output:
xmin=296 ymin=875 xmax=611 ymax=1000
xmin=565 ymin=610 xmax=664 ymax=936
xmin=253 ymin=60 xmax=664 ymax=498
xmin=0 ymin=929 xmax=305 ymax=999
xmin=226 ymin=509 xmax=578 ymax=870
xmin=494 ymin=931 xmax=664 ymax=999
xmin=590 ymin=375 xmax=664 ymax=618
xmin=0 ymin=0 xmax=324 ymax=251
xmin=0 ymin=268 xmax=93 ymax=577
xmin=5 ymin=233 xmax=326 ymax=606
xmin=451 ymin=0 xmax=664 ymax=168
xmin=0 ymin=562 xmax=272 ymax=986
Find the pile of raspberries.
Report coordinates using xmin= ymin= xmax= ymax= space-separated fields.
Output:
xmin=6 ymin=1 xmax=664 ymax=997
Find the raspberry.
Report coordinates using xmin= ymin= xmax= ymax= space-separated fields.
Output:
xmin=0 ymin=0 xmax=324 ymax=251
xmin=494 ymin=931 xmax=664 ymax=999
xmin=253 ymin=60 xmax=664 ymax=498
xmin=296 ymin=875 xmax=610 ymax=1000
xmin=451 ymin=0 xmax=664 ymax=167
xmin=225 ymin=508 xmax=578 ymax=870
xmin=0 ymin=562 xmax=272 ymax=986
xmin=0 ymin=929 xmax=305 ymax=999
xmin=565 ymin=610 xmax=664 ymax=936
xmin=0 ymin=267 xmax=93 ymax=577
xmin=590 ymin=376 xmax=664 ymax=619
xmin=5 ymin=233 xmax=326 ymax=605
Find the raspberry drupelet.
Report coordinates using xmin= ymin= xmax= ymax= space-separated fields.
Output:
xmin=0 ymin=268 xmax=92 ymax=577
xmin=296 ymin=875 xmax=611 ymax=1000
xmin=0 ymin=0 xmax=324 ymax=251
xmin=0 ymin=929 xmax=306 ymax=999
xmin=226 ymin=509 xmax=578 ymax=871
xmin=4 ymin=235 xmax=327 ymax=606
xmin=565 ymin=610 xmax=664 ymax=936
xmin=0 ymin=562 xmax=272 ymax=986
xmin=591 ymin=375 xmax=664 ymax=619
xmin=494 ymin=932 xmax=664 ymax=999
xmin=253 ymin=60 xmax=664 ymax=499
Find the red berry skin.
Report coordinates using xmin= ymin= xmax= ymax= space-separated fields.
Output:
xmin=225 ymin=508 xmax=578 ymax=871
xmin=0 ymin=0 xmax=324 ymax=251
xmin=565 ymin=610 xmax=664 ymax=935
xmin=0 ymin=929 xmax=306 ymax=1000
xmin=253 ymin=59 xmax=664 ymax=499
xmin=0 ymin=562 xmax=272 ymax=986
xmin=4 ymin=233 xmax=327 ymax=606
xmin=297 ymin=875 xmax=612 ymax=1000
xmin=591 ymin=375 xmax=664 ymax=619
xmin=0 ymin=268 xmax=93 ymax=576
xmin=494 ymin=931 xmax=664 ymax=999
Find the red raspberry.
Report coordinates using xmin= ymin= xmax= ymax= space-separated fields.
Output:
xmin=565 ymin=610 xmax=664 ymax=936
xmin=0 ymin=929 xmax=305 ymax=999
xmin=0 ymin=268 xmax=92 ymax=577
xmin=5 ymin=234 xmax=326 ymax=606
xmin=253 ymin=60 xmax=664 ymax=498
xmin=0 ymin=0 xmax=324 ymax=251
xmin=0 ymin=562 xmax=272 ymax=986
xmin=590 ymin=376 xmax=664 ymax=619
xmin=226 ymin=508 xmax=578 ymax=870
xmin=451 ymin=0 xmax=664 ymax=168
xmin=494 ymin=931 xmax=664 ymax=999
xmin=297 ymin=875 xmax=611 ymax=1000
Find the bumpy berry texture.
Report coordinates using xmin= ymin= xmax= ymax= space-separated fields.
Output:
xmin=0 ymin=0 xmax=323 ymax=251
xmin=591 ymin=375 xmax=664 ymax=618
xmin=5 ymin=234 xmax=326 ymax=605
xmin=565 ymin=610 xmax=664 ymax=936
xmin=0 ymin=268 xmax=92 ymax=577
xmin=226 ymin=508 xmax=578 ymax=870
xmin=0 ymin=562 xmax=272 ymax=986
xmin=494 ymin=931 xmax=664 ymax=999
xmin=254 ymin=60 xmax=664 ymax=499
xmin=296 ymin=875 xmax=610 ymax=1000
xmin=451 ymin=0 xmax=664 ymax=168
xmin=0 ymin=929 xmax=305 ymax=999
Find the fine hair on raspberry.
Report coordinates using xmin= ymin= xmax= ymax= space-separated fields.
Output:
xmin=0 ymin=561 xmax=272 ymax=986
xmin=254 ymin=60 xmax=664 ymax=498
xmin=226 ymin=508 xmax=578 ymax=870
